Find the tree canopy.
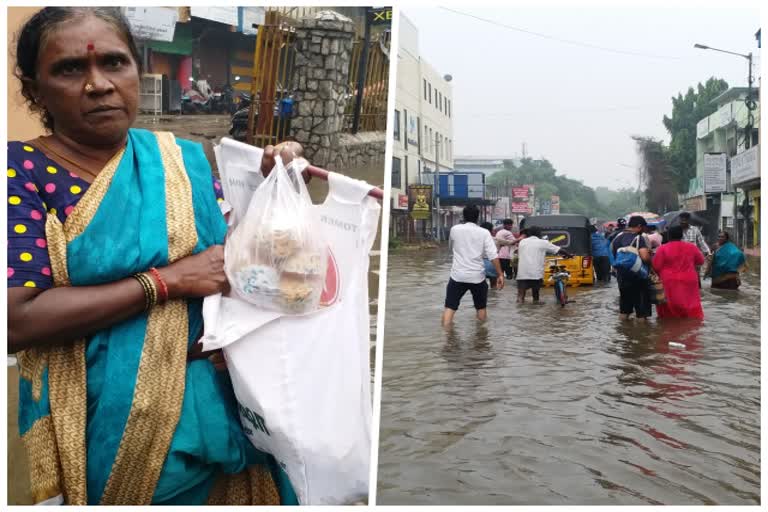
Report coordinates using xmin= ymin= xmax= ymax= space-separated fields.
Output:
xmin=486 ymin=157 xmax=643 ymax=220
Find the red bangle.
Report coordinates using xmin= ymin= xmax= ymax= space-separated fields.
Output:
xmin=148 ymin=267 xmax=169 ymax=304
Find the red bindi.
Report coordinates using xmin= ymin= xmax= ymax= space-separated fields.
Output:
xmin=87 ymin=42 xmax=95 ymax=51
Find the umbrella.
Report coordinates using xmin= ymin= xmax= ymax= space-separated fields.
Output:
xmin=662 ymin=210 xmax=709 ymax=228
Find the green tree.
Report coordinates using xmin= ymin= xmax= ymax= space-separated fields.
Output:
xmin=662 ymin=77 xmax=729 ymax=192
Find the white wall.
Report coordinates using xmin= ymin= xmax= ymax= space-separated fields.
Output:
xmin=392 ymin=13 xmax=423 ymax=202
xmin=419 ymin=59 xmax=453 ymax=173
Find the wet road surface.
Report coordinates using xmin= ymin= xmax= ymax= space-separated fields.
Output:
xmin=377 ymin=248 xmax=760 ymax=505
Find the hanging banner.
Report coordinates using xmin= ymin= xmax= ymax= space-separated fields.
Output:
xmin=409 ymin=185 xmax=432 ymax=220
xmin=527 ymin=185 xmax=536 ymax=214
xmin=406 ymin=114 xmax=419 ymax=147
xmin=703 ymin=153 xmax=727 ymax=193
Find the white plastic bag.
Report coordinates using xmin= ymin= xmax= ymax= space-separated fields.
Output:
xmin=224 ymin=155 xmax=327 ymax=314
xmin=207 ymin=139 xmax=377 ymax=504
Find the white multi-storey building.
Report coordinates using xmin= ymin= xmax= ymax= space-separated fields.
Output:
xmin=390 ymin=13 xmax=454 ymax=239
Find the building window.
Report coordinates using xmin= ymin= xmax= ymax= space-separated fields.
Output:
xmin=423 ymin=79 xmax=427 ymax=100
xmin=392 ymin=157 xmax=402 ymax=189
xmin=424 ymin=124 xmax=428 ymax=152
xmin=428 ymin=82 xmax=432 ymax=104
xmin=438 ymin=92 xmax=442 ymax=112
xmin=429 ymin=128 xmax=433 ymax=153
xmin=393 ymin=109 xmax=401 ymax=141
xmin=448 ymin=99 xmax=451 ymax=118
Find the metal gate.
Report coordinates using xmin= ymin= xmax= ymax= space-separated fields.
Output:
xmin=246 ymin=9 xmax=299 ymax=147
xmin=345 ymin=30 xmax=390 ymax=133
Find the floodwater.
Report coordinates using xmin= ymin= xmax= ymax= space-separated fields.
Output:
xmin=377 ymin=248 xmax=760 ymax=505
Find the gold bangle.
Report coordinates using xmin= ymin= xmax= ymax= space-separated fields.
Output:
xmin=133 ymin=272 xmax=157 ymax=311
xmin=141 ymin=272 xmax=158 ymax=309
xmin=132 ymin=274 xmax=150 ymax=311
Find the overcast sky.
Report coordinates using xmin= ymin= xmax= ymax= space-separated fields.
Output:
xmin=403 ymin=6 xmax=760 ymax=190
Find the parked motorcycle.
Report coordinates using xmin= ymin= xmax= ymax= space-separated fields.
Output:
xmin=229 ymin=92 xmax=256 ymax=141
xmin=181 ymin=78 xmax=213 ymax=114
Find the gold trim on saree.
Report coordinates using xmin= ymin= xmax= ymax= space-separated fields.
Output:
xmin=19 ymin=416 xmax=64 ymax=504
xmin=207 ymin=466 xmax=281 ymax=505
xmin=99 ymin=132 xmax=198 ymax=504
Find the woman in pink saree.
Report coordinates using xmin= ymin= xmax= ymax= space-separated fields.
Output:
xmin=653 ymin=225 xmax=705 ymax=319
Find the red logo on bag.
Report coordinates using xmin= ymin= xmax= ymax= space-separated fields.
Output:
xmin=320 ymin=248 xmax=340 ymax=306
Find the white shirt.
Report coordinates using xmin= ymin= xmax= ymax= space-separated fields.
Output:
xmin=449 ymin=222 xmax=499 ymax=283
xmin=516 ymin=236 xmax=561 ymax=280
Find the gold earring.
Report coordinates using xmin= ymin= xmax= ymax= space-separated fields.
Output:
xmin=84 ymin=83 xmax=95 ymax=93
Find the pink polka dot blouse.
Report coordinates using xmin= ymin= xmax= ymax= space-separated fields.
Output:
xmin=7 ymin=141 xmax=224 ymax=290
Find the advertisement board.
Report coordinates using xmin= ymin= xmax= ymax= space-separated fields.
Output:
xmin=550 ymin=195 xmax=560 ymax=214
xmin=397 ymin=194 xmax=409 ymax=210
xmin=512 ymin=186 xmax=529 ymax=199
xmin=703 ymin=153 xmax=727 ymax=193
xmin=511 ymin=202 xmax=531 ymax=214
xmin=406 ymin=114 xmax=419 ymax=147
xmin=493 ymin=197 xmax=510 ymax=219
xmin=191 ymin=6 xmax=238 ymax=26
xmin=408 ymin=185 xmax=432 ymax=220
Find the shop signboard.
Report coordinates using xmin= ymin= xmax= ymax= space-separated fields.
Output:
xmin=123 ymin=7 xmax=178 ymax=42
xmin=703 ymin=153 xmax=727 ymax=193
xmin=408 ymin=185 xmax=432 ymax=220
xmin=512 ymin=186 xmax=529 ymax=199
xmin=511 ymin=201 xmax=531 ymax=214
xmin=731 ymin=146 xmax=760 ymax=185
xmin=397 ymin=194 xmax=409 ymax=210
xmin=191 ymin=7 xmax=238 ymax=26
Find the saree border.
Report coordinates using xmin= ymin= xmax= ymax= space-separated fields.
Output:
xmin=99 ymin=132 xmax=198 ymax=504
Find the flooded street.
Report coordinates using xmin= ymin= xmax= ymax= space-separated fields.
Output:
xmin=377 ymin=248 xmax=760 ymax=505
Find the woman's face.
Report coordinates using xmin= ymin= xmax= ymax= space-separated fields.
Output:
xmin=718 ymin=232 xmax=728 ymax=244
xmin=32 ymin=16 xmax=139 ymax=146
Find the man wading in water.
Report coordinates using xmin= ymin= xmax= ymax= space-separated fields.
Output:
xmin=442 ymin=205 xmax=504 ymax=325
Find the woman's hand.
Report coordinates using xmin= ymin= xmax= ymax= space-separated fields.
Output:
xmin=160 ymin=245 xmax=229 ymax=299
xmin=260 ymin=142 xmax=311 ymax=183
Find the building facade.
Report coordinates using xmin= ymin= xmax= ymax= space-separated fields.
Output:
xmin=391 ymin=13 xmax=454 ymax=241
xmin=685 ymin=86 xmax=760 ymax=250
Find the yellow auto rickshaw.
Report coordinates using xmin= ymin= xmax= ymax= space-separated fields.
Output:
xmin=519 ymin=214 xmax=594 ymax=287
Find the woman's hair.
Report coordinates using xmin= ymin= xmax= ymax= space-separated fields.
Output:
xmin=14 ymin=7 xmax=142 ymax=131
xmin=719 ymin=230 xmax=731 ymax=241
xmin=668 ymin=225 xmax=684 ymax=241
xmin=480 ymin=221 xmax=494 ymax=234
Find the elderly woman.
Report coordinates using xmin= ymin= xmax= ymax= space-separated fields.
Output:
xmin=8 ymin=7 xmax=301 ymax=505
xmin=652 ymin=225 xmax=705 ymax=319
xmin=708 ymin=231 xmax=746 ymax=289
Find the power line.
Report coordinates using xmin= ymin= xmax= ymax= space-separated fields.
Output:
xmin=439 ymin=7 xmax=685 ymax=61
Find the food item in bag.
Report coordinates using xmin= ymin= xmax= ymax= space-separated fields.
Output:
xmin=225 ymin=155 xmax=328 ymax=314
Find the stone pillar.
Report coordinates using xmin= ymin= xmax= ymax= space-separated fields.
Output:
xmin=291 ymin=11 xmax=355 ymax=169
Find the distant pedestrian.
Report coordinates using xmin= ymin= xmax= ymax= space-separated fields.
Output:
xmin=495 ymin=218 xmax=517 ymax=279
xmin=607 ymin=217 xmax=627 ymax=243
xmin=645 ymin=225 xmax=663 ymax=255
xmin=611 ymin=216 xmax=653 ymax=320
xmin=516 ymin=227 xmax=572 ymax=303
xmin=481 ymin=222 xmax=500 ymax=289
xmin=442 ymin=206 xmax=505 ymax=325
xmin=678 ymin=212 xmax=710 ymax=288
xmin=590 ymin=224 xmax=612 ymax=282
xmin=653 ymin=225 xmax=704 ymax=319
xmin=708 ymin=231 xmax=746 ymax=290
